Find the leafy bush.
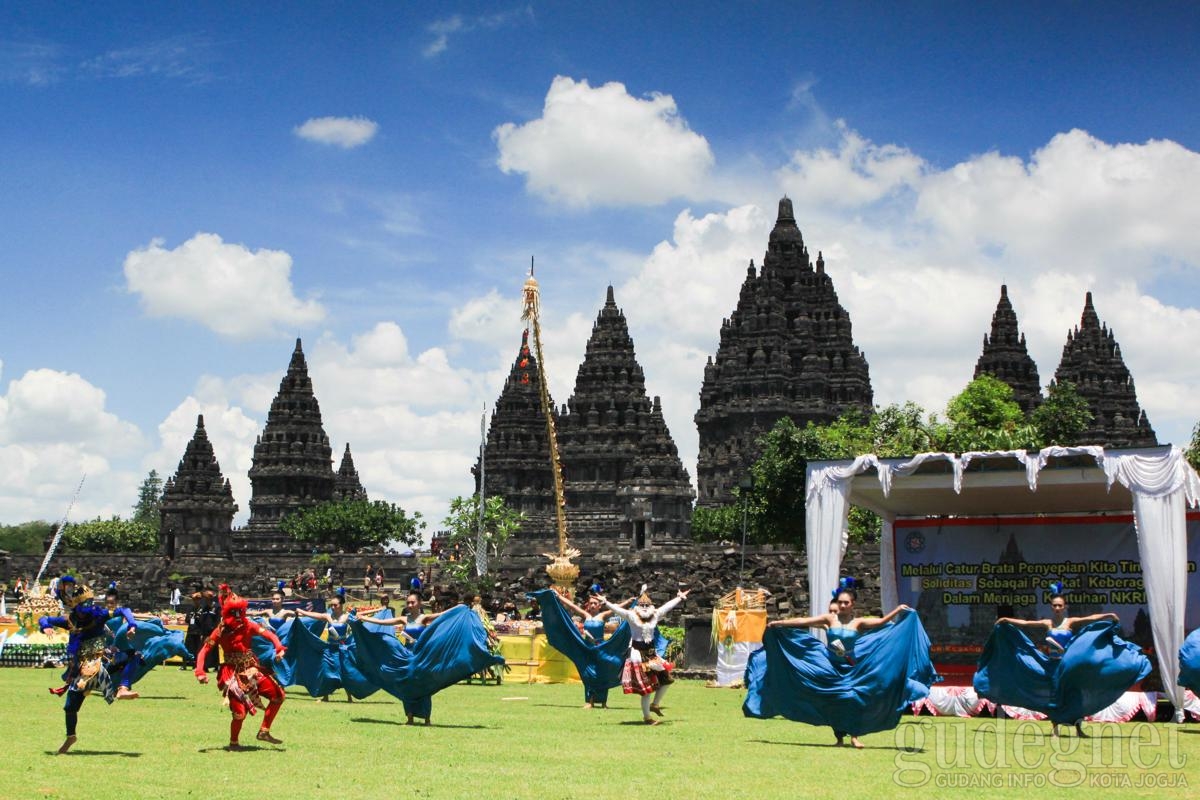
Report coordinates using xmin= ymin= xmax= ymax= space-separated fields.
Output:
xmin=0 ymin=520 xmax=53 ymax=554
xmin=64 ymin=517 xmax=157 ymax=552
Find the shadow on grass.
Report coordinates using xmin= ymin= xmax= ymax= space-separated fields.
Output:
xmin=136 ymin=695 xmax=187 ymax=700
xmin=532 ymin=703 xmax=595 ymax=709
xmin=350 ymin=717 xmax=489 ymax=729
xmin=47 ymin=749 xmax=141 ymax=757
xmin=197 ymin=745 xmax=268 ymax=753
xmin=618 ymin=720 xmax=670 ymax=727
xmin=748 ymin=738 xmax=926 ymax=753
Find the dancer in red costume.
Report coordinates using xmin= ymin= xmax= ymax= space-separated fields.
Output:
xmin=194 ymin=593 xmax=287 ymax=750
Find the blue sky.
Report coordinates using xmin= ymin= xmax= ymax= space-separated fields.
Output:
xmin=2 ymin=2 xmax=1198 ymax=531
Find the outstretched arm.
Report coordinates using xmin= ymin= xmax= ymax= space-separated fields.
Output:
xmin=296 ymin=608 xmax=332 ymax=623
xmin=556 ymin=595 xmax=589 ymax=619
xmin=356 ymin=614 xmax=405 ymax=626
xmin=598 ymin=596 xmax=637 ymax=624
xmin=1067 ymin=612 xmax=1120 ymax=628
xmin=653 ymin=590 xmax=690 ymax=621
xmin=996 ymin=617 xmax=1050 ymax=631
xmin=855 ymin=604 xmax=912 ymax=631
xmin=768 ymin=612 xmax=834 ymax=630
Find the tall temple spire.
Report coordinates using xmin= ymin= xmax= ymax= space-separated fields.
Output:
xmin=695 ymin=197 xmax=872 ymax=506
xmin=246 ymin=338 xmax=336 ymax=542
xmin=1053 ymin=292 xmax=1156 ymax=448
xmin=973 ymin=284 xmax=1042 ymax=413
xmin=557 ymin=286 xmax=694 ymax=547
xmin=334 ymin=443 xmax=368 ymax=501
xmin=473 ymin=329 xmax=557 ymax=537
xmin=160 ymin=414 xmax=238 ymax=559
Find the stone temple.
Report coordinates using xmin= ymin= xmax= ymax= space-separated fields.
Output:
xmin=1052 ymin=292 xmax=1156 ymax=448
xmin=973 ymin=284 xmax=1042 ymax=414
xmin=161 ymin=338 xmax=366 ymax=553
xmin=695 ymin=197 xmax=873 ymax=506
xmin=478 ymin=288 xmax=694 ymax=548
xmin=473 ymin=330 xmax=557 ymax=536
xmin=159 ymin=414 xmax=237 ymax=559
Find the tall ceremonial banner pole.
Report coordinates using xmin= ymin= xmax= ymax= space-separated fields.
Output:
xmin=475 ymin=404 xmax=488 ymax=579
xmin=521 ymin=261 xmax=579 ymax=592
xmin=34 ymin=474 xmax=86 ymax=589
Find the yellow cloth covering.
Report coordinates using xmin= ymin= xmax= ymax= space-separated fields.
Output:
xmin=497 ymin=632 xmax=581 ymax=684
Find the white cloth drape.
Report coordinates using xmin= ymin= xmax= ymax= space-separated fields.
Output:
xmin=1102 ymin=449 xmax=1199 ymax=711
xmin=714 ymin=641 xmax=761 ymax=687
xmin=806 ymin=446 xmax=1200 ymax=715
xmin=805 ymin=455 xmax=878 ymax=616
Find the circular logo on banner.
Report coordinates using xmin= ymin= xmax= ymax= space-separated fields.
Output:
xmin=904 ymin=530 xmax=926 ymax=554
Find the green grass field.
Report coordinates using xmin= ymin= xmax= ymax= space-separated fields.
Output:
xmin=1 ymin=669 xmax=1195 ymax=799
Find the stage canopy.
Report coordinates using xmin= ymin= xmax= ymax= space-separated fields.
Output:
xmin=805 ymin=445 xmax=1200 ymax=715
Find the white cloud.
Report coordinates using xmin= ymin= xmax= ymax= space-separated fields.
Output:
xmin=124 ymin=232 xmax=326 ymax=339
xmin=294 ymin=116 xmax=379 ymax=149
xmin=494 ymin=76 xmax=715 ymax=207
xmin=423 ymin=8 xmax=534 ymax=59
xmin=776 ymin=124 xmax=925 ymax=208
xmin=0 ymin=368 xmax=146 ymax=523
xmin=915 ymin=130 xmax=1200 ymax=278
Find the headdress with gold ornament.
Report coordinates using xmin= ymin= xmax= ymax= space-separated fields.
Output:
xmin=55 ymin=574 xmax=94 ymax=609
xmin=635 ymin=584 xmax=656 ymax=620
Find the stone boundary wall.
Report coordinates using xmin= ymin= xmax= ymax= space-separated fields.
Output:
xmin=5 ymin=542 xmax=882 ymax=619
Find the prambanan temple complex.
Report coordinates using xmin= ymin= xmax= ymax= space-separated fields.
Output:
xmin=155 ymin=196 xmax=1157 ymax=557
xmin=14 ymin=196 xmax=1159 ymax=611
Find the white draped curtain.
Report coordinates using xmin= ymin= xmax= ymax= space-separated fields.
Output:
xmin=805 ymin=445 xmax=1200 ymax=716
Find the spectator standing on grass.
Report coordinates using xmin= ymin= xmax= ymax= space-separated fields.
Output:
xmin=170 ymin=584 xmax=181 ymax=612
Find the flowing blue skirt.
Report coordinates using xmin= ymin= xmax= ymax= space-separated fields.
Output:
xmin=266 ymin=617 xmax=378 ymax=699
xmin=349 ymin=605 xmax=505 ymax=719
xmin=1180 ymin=627 xmax=1200 ymax=693
xmin=106 ymin=617 xmax=192 ymax=686
xmin=743 ymin=612 xmax=936 ymax=737
xmin=974 ymin=620 xmax=1150 ymax=723
xmin=528 ymin=589 xmax=630 ymax=705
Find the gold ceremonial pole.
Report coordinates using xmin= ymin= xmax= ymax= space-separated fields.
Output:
xmin=521 ymin=263 xmax=579 ymax=591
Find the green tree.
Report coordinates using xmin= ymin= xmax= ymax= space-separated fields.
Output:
xmin=280 ymin=499 xmax=424 ymax=552
xmin=64 ymin=517 xmax=158 ymax=552
xmin=944 ymin=375 xmax=1038 ymax=451
xmin=439 ymin=495 xmax=523 ymax=592
xmin=690 ymin=504 xmax=745 ymax=542
xmin=1186 ymin=421 xmax=1200 ymax=473
xmin=1031 ymin=380 xmax=1093 ymax=446
xmin=132 ymin=469 xmax=164 ymax=535
xmin=0 ymin=520 xmax=54 ymax=554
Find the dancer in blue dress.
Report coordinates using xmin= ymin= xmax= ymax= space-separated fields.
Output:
xmin=349 ymin=604 xmax=504 ymax=725
xmin=1180 ymin=626 xmax=1200 ymax=695
xmin=976 ymin=582 xmax=1150 ymax=738
xmin=102 ymin=586 xmax=190 ymax=697
xmin=291 ymin=590 xmax=375 ymax=702
xmin=39 ymin=576 xmax=139 ymax=754
xmin=529 ymin=589 xmax=632 ymax=709
xmin=744 ymin=578 xmax=931 ymax=749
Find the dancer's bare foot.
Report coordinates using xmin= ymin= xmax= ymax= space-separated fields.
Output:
xmin=1075 ymin=723 xmax=1088 ymax=738
xmin=583 ymin=702 xmax=594 ymax=709
xmin=649 ymin=704 xmax=665 ymax=717
xmin=851 ymin=737 xmax=864 ymax=749
xmin=256 ymin=730 xmax=283 ymax=744
xmin=643 ymin=717 xmax=660 ymax=725
xmin=116 ymin=686 xmax=139 ymax=700
xmin=57 ymin=735 xmax=77 ymax=755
